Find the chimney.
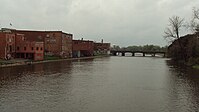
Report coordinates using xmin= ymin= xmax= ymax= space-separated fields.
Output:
xmin=101 ymin=39 xmax=103 ymax=43
xmin=81 ymin=38 xmax=83 ymax=41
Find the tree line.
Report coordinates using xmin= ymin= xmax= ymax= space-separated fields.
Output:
xmin=111 ymin=45 xmax=167 ymax=52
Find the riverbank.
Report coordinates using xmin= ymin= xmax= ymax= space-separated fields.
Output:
xmin=0 ymin=55 xmax=110 ymax=68
xmin=192 ymin=65 xmax=199 ymax=69
xmin=168 ymin=58 xmax=199 ymax=70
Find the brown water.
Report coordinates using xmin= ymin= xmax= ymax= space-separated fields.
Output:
xmin=0 ymin=57 xmax=199 ymax=112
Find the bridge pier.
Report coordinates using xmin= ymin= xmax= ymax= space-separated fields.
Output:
xmin=113 ymin=52 xmax=117 ymax=56
xmin=143 ymin=53 xmax=145 ymax=57
xmin=152 ymin=53 xmax=155 ymax=57
xmin=132 ymin=52 xmax=135 ymax=56
xmin=122 ymin=52 xmax=125 ymax=56
xmin=163 ymin=53 xmax=166 ymax=58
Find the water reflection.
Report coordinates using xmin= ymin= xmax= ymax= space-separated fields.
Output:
xmin=166 ymin=60 xmax=199 ymax=112
xmin=0 ymin=60 xmax=73 ymax=85
xmin=0 ymin=57 xmax=199 ymax=112
xmin=0 ymin=60 xmax=74 ymax=111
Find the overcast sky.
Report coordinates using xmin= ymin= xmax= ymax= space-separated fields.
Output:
xmin=0 ymin=0 xmax=199 ymax=47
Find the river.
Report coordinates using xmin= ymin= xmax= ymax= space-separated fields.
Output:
xmin=0 ymin=57 xmax=199 ymax=112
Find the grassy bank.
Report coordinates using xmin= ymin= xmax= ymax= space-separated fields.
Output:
xmin=44 ymin=55 xmax=61 ymax=60
xmin=187 ymin=57 xmax=199 ymax=69
xmin=0 ymin=59 xmax=15 ymax=65
xmin=192 ymin=65 xmax=199 ymax=69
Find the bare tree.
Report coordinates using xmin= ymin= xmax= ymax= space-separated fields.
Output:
xmin=164 ymin=16 xmax=185 ymax=40
xmin=191 ymin=8 xmax=199 ymax=32
xmin=164 ymin=16 xmax=186 ymax=61
xmin=193 ymin=7 xmax=199 ymax=20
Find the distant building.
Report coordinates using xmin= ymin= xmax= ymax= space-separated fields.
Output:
xmin=72 ymin=39 xmax=94 ymax=58
xmin=94 ymin=40 xmax=111 ymax=55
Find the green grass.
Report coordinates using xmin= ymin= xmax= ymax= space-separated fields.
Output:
xmin=0 ymin=62 xmax=5 ymax=65
xmin=44 ymin=55 xmax=61 ymax=60
xmin=0 ymin=60 xmax=14 ymax=65
xmin=192 ymin=65 xmax=199 ymax=69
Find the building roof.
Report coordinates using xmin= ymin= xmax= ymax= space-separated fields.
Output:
xmin=168 ymin=33 xmax=198 ymax=49
xmin=1 ymin=28 xmax=73 ymax=36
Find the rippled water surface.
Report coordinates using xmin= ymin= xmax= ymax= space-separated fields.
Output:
xmin=0 ymin=57 xmax=199 ymax=112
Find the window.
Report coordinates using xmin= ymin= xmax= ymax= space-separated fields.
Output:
xmin=46 ymin=34 xmax=50 ymax=38
xmin=40 ymin=47 xmax=43 ymax=50
xmin=17 ymin=47 xmax=19 ymax=51
xmin=9 ymin=46 xmax=12 ymax=52
xmin=24 ymin=47 xmax=26 ymax=51
xmin=22 ymin=37 xmax=25 ymax=41
xmin=32 ymin=47 xmax=34 ymax=51
xmin=36 ymin=47 xmax=39 ymax=51
xmin=38 ymin=36 xmax=42 ymax=39
xmin=9 ymin=38 xmax=12 ymax=42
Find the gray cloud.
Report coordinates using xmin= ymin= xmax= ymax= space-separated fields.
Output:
xmin=0 ymin=0 xmax=199 ymax=46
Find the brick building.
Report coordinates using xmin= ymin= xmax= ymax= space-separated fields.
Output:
xmin=0 ymin=32 xmax=16 ymax=59
xmin=0 ymin=32 xmax=44 ymax=61
xmin=44 ymin=31 xmax=72 ymax=58
xmin=94 ymin=40 xmax=111 ymax=55
xmin=1 ymin=28 xmax=111 ymax=61
xmin=15 ymin=34 xmax=44 ymax=61
xmin=72 ymin=39 xmax=94 ymax=57
xmin=4 ymin=29 xmax=73 ymax=58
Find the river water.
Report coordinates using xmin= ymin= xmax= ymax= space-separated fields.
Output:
xmin=0 ymin=57 xmax=199 ymax=112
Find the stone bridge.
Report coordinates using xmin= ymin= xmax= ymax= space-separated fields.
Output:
xmin=110 ymin=50 xmax=166 ymax=57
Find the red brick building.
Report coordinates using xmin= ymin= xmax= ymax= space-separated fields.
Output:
xmin=15 ymin=34 xmax=44 ymax=61
xmin=94 ymin=40 xmax=111 ymax=55
xmin=1 ymin=28 xmax=111 ymax=61
xmin=72 ymin=39 xmax=94 ymax=57
xmin=44 ymin=31 xmax=72 ymax=58
xmin=0 ymin=32 xmax=15 ymax=59
xmin=0 ymin=31 xmax=44 ymax=61
xmin=4 ymin=29 xmax=73 ymax=58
